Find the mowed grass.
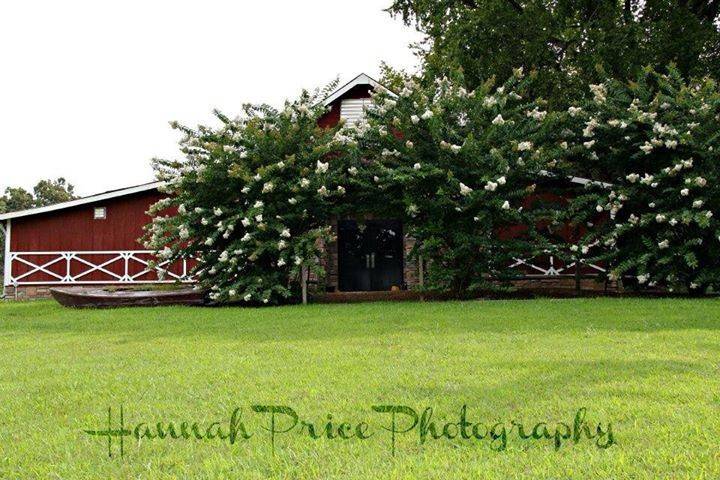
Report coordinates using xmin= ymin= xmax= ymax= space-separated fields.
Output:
xmin=0 ymin=299 xmax=719 ymax=479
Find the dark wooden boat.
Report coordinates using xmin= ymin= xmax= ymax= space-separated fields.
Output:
xmin=50 ymin=286 xmax=206 ymax=308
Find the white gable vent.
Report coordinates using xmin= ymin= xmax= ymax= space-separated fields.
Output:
xmin=340 ymin=98 xmax=372 ymax=126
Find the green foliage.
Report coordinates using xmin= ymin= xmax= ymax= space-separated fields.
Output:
xmin=358 ymin=69 xmax=566 ymax=295
xmin=387 ymin=0 xmax=720 ymax=107
xmin=32 ymin=178 xmax=75 ymax=207
xmin=0 ymin=187 xmax=34 ymax=213
xmin=0 ymin=178 xmax=76 ymax=214
xmin=560 ymin=66 xmax=720 ymax=292
xmin=146 ymin=85 xmax=360 ymax=304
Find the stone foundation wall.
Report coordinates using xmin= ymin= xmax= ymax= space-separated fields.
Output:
xmin=511 ymin=277 xmax=618 ymax=292
xmin=2 ymin=285 xmax=54 ymax=300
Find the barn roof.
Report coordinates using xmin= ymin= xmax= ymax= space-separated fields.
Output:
xmin=321 ymin=73 xmax=394 ymax=106
xmin=0 ymin=181 xmax=163 ymax=221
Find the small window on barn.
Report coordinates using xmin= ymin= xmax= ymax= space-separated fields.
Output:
xmin=340 ymin=98 xmax=372 ymax=127
xmin=93 ymin=207 xmax=106 ymax=220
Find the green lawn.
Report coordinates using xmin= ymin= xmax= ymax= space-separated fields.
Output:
xmin=1 ymin=299 xmax=719 ymax=479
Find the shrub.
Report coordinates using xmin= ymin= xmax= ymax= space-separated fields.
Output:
xmin=145 ymin=86 xmax=360 ymax=304
xmin=358 ymin=69 xmax=567 ymax=295
xmin=562 ymin=66 xmax=720 ymax=293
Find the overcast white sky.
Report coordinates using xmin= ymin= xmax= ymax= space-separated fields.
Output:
xmin=0 ymin=1 xmax=422 ymax=196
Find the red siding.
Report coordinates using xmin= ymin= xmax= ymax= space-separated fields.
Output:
xmin=10 ymin=190 xmax=163 ymax=251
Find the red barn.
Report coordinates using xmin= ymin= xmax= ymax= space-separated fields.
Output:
xmin=1 ymin=73 xmax=606 ymax=300
xmin=0 ymin=182 xmax=195 ymax=299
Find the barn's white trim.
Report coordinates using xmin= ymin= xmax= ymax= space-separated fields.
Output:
xmin=321 ymin=73 xmax=394 ymax=106
xmin=3 ymin=219 xmax=11 ymax=289
xmin=6 ymin=250 xmax=194 ymax=285
xmin=0 ymin=181 xmax=163 ymax=221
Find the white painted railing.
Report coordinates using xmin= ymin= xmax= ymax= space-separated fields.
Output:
xmin=6 ymin=251 xmax=194 ymax=285
xmin=509 ymin=255 xmax=605 ymax=277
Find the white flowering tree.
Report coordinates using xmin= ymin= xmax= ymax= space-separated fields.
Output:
xmin=145 ymin=86 xmax=360 ymax=304
xmin=562 ymin=66 xmax=720 ymax=293
xmin=358 ymin=69 xmax=568 ymax=296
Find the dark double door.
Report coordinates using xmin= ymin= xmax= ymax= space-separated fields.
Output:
xmin=338 ymin=219 xmax=404 ymax=291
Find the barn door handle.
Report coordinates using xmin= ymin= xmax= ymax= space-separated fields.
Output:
xmin=371 ymin=253 xmax=375 ymax=269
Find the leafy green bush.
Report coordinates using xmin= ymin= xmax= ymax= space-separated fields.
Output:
xmin=562 ymin=66 xmax=720 ymax=292
xmin=145 ymin=86 xmax=360 ymax=303
xmin=358 ymin=69 xmax=567 ymax=295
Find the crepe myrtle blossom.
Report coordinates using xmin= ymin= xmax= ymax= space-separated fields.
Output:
xmin=459 ymin=182 xmax=474 ymax=196
xmin=693 ymin=200 xmax=704 ymax=208
xmin=413 ymin=163 xmax=421 ymax=170
xmin=421 ymin=109 xmax=434 ymax=120
xmin=410 ymin=115 xmax=420 ymax=124
xmin=526 ymin=108 xmax=547 ymax=121
xmin=517 ymin=141 xmax=533 ymax=151
xmin=658 ymin=239 xmax=670 ymax=249
xmin=501 ymin=200 xmax=511 ymax=210
xmin=695 ymin=177 xmax=707 ymax=187
xmin=681 ymin=188 xmax=690 ymax=196
xmin=640 ymin=143 xmax=654 ymax=154
xmin=637 ymin=274 xmax=649 ymax=284
xmin=656 ymin=214 xmax=666 ymax=223
xmin=626 ymin=173 xmax=640 ymax=183
xmin=492 ymin=114 xmax=506 ymax=125
xmin=300 ymin=178 xmax=310 ymax=188
xmin=288 ymin=197 xmax=297 ymax=205
xmin=568 ymin=106 xmax=582 ymax=117
xmin=316 ymin=160 xmax=329 ymax=173
xmin=485 ymin=181 xmax=498 ymax=192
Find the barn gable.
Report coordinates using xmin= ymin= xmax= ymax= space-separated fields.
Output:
xmin=317 ymin=73 xmax=394 ymax=128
